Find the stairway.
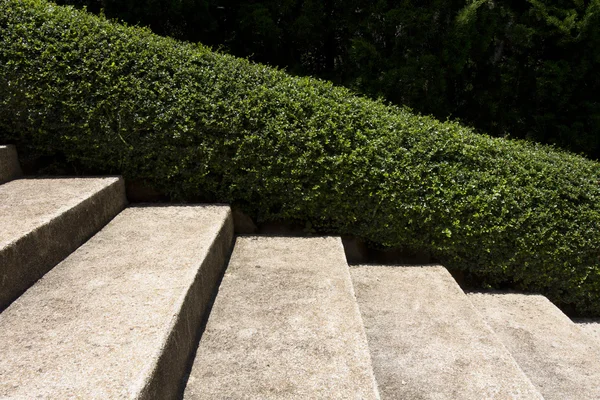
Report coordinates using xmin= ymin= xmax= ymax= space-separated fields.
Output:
xmin=0 ymin=176 xmax=126 ymax=310
xmin=184 ymin=236 xmax=379 ymax=399
xmin=350 ymin=265 xmax=541 ymax=399
xmin=469 ymin=293 xmax=600 ymax=400
xmin=1 ymin=145 xmax=599 ymax=399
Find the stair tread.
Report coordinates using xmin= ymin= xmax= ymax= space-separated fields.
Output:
xmin=469 ymin=292 xmax=600 ymax=400
xmin=0 ymin=178 xmax=120 ymax=248
xmin=351 ymin=265 xmax=542 ymax=400
xmin=0 ymin=177 xmax=126 ymax=310
xmin=184 ymin=236 xmax=380 ymax=399
xmin=576 ymin=319 xmax=600 ymax=342
xmin=0 ymin=205 xmax=232 ymax=399
xmin=0 ymin=145 xmax=22 ymax=184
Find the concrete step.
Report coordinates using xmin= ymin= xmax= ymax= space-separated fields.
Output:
xmin=469 ymin=292 xmax=600 ymax=400
xmin=0 ymin=177 xmax=126 ymax=310
xmin=184 ymin=236 xmax=380 ymax=399
xmin=575 ymin=319 xmax=600 ymax=342
xmin=0 ymin=145 xmax=22 ymax=184
xmin=350 ymin=265 xmax=542 ymax=400
xmin=0 ymin=205 xmax=233 ymax=399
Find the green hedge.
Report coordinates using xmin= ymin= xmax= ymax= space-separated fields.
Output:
xmin=2 ymin=0 xmax=600 ymax=315
xmin=54 ymin=0 xmax=600 ymax=160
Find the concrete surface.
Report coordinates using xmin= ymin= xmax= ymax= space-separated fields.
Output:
xmin=0 ymin=177 xmax=126 ymax=310
xmin=0 ymin=205 xmax=233 ymax=399
xmin=184 ymin=236 xmax=380 ymax=399
xmin=470 ymin=292 xmax=600 ymax=400
xmin=351 ymin=265 xmax=542 ymax=400
xmin=575 ymin=318 xmax=600 ymax=342
xmin=0 ymin=145 xmax=22 ymax=184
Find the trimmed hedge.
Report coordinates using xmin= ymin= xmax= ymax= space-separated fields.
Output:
xmin=2 ymin=0 xmax=600 ymax=315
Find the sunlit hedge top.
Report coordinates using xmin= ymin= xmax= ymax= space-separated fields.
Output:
xmin=2 ymin=0 xmax=600 ymax=315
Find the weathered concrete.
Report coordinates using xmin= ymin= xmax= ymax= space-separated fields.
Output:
xmin=0 ymin=205 xmax=233 ymax=399
xmin=185 ymin=236 xmax=380 ymax=399
xmin=0 ymin=177 xmax=126 ymax=310
xmin=470 ymin=292 xmax=600 ymax=400
xmin=0 ymin=145 xmax=22 ymax=184
xmin=351 ymin=265 xmax=542 ymax=400
xmin=575 ymin=318 xmax=600 ymax=342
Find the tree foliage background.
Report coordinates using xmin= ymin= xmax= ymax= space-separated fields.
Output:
xmin=56 ymin=0 xmax=600 ymax=159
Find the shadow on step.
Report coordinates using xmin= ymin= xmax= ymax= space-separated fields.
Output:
xmin=176 ymin=235 xmax=236 ymax=399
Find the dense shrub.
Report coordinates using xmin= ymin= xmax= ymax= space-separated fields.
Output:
xmin=54 ymin=0 xmax=600 ymax=160
xmin=1 ymin=0 xmax=600 ymax=315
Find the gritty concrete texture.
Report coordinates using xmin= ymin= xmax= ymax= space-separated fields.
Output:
xmin=0 ymin=205 xmax=234 ymax=399
xmin=0 ymin=177 xmax=126 ymax=310
xmin=469 ymin=292 xmax=600 ymax=400
xmin=185 ymin=236 xmax=380 ymax=399
xmin=350 ymin=265 xmax=542 ymax=400
xmin=0 ymin=145 xmax=22 ymax=184
xmin=575 ymin=319 xmax=600 ymax=342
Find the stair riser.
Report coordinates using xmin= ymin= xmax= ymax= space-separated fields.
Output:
xmin=0 ymin=178 xmax=126 ymax=310
xmin=351 ymin=265 xmax=543 ymax=399
xmin=0 ymin=206 xmax=233 ymax=398
xmin=0 ymin=145 xmax=22 ymax=184
xmin=184 ymin=237 xmax=380 ymax=399
xmin=135 ymin=212 xmax=234 ymax=400
xmin=470 ymin=293 xmax=600 ymax=400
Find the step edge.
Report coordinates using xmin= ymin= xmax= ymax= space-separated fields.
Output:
xmin=464 ymin=291 xmax=545 ymax=399
xmin=184 ymin=236 xmax=381 ymax=399
xmin=132 ymin=207 xmax=234 ymax=400
xmin=337 ymin=240 xmax=382 ymax=400
xmin=350 ymin=264 xmax=544 ymax=399
xmin=468 ymin=290 xmax=600 ymax=397
xmin=574 ymin=318 xmax=600 ymax=346
xmin=469 ymin=291 xmax=600 ymax=350
xmin=0 ymin=177 xmax=125 ymax=249
xmin=0 ymin=177 xmax=127 ymax=310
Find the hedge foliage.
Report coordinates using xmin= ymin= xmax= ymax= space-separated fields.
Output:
xmin=2 ymin=0 xmax=600 ymax=315
xmin=55 ymin=0 xmax=600 ymax=160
